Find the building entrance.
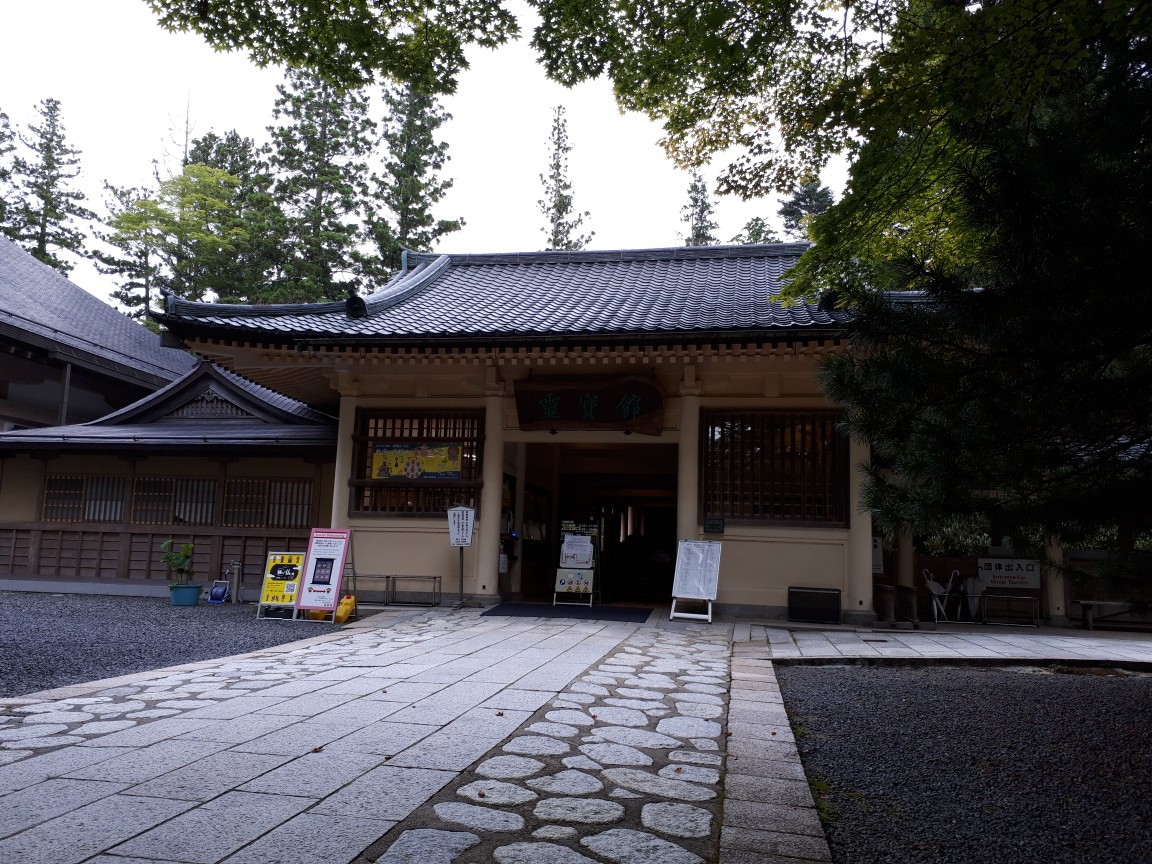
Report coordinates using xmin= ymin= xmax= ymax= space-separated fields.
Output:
xmin=516 ymin=442 xmax=678 ymax=602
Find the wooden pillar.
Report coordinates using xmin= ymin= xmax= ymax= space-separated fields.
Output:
xmin=474 ymin=394 xmax=505 ymax=599
xmin=844 ymin=436 xmax=875 ymax=624
xmin=329 ymin=393 xmax=357 ymax=529
xmin=510 ymin=442 xmax=527 ymax=597
xmin=676 ymin=371 xmax=701 ymax=542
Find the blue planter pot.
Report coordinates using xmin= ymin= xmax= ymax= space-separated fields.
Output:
xmin=169 ymin=584 xmax=203 ymax=606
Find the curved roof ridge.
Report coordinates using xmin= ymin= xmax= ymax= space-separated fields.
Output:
xmin=364 ymin=255 xmax=451 ymax=312
xmin=414 ymin=242 xmax=812 ymax=267
xmin=163 ymin=293 xmax=347 ymax=319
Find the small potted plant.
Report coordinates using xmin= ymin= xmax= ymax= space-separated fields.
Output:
xmin=161 ymin=539 xmax=202 ymax=606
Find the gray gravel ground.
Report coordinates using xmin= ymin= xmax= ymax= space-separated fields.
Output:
xmin=776 ymin=663 xmax=1152 ymax=864
xmin=0 ymin=591 xmax=344 ymax=697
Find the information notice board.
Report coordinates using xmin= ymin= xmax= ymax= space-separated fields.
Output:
xmin=296 ymin=528 xmax=352 ymax=612
xmin=670 ymin=540 xmax=722 ymax=622
xmin=259 ymin=552 xmax=304 ymax=607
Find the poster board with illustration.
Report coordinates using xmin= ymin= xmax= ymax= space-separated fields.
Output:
xmin=295 ymin=528 xmax=352 ymax=613
xmin=256 ymin=551 xmax=304 ymax=618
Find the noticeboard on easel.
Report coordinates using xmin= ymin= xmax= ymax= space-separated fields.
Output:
xmin=670 ymin=540 xmax=722 ymax=622
xmin=295 ymin=528 xmax=352 ymax=619
xmin=554 ymin=523 xmax=598 ymax=607
xmin=255 ymin=551 xmax=304 ymax=619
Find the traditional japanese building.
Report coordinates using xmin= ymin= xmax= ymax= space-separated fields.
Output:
xmin=143 ymin=243 xmax=875 ymax=622
xmin=0 ymin=361 xmax=336 ymax=594
xmin=0 ymin=236 xmax=193 ymax=430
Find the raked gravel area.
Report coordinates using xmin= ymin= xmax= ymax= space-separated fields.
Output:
xmin=0 ymin=592 xmax=346 ymax=698
xmin=776 ymin=663 xmax=1152 ymax=864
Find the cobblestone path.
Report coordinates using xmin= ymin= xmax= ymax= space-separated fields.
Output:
xmin=363 ymin=624 xmax=729 ymax=864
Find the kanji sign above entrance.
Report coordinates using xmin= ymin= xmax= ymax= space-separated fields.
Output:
xmin=514 ymin=375 xmax=665 ymax=436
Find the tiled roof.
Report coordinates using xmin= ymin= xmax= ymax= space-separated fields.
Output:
xmin=96 ymin=360 xmax=333 ymax=426
xmin=0 ymin=361 xmax=335 ymax=451
xmin=159 ymin=244 xmax=848 ymax=344
xmin=0 ymin=237 xmax=194 ymax=385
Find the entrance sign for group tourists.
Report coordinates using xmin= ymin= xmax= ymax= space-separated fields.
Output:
xmin=296 ymin=528 xmax=352 ymax=612
xmin=670 ymin=540 xmax=722 ymax=623
xmin=258 ymin=552 xmax=304 ymax=606
xmin=976 ymin=558 xmax=1041 ymax=589
xmin=448 ymin=506 xmax=476 ymax=547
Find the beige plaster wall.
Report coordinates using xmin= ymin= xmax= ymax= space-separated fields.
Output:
xmin=710 ymin=526 xmax=850 ymax=608
xmin=346 ymin=517 xmax=495 ymax=596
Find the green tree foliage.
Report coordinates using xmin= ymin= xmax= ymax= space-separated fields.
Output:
xmin=185 ymin=130 xmax=284 ymax=303
xmin=7 ymin=99 xmax=94 ymax=273
xmin=538 ymin=106 xmax=593 ymax=251
xmin=730 ymin=216 xmax=779 ymax=245
xmin=146 ymin=0 xmax=519 ymax=91
xmin=820 ymin=32 xmax=1152 ymax=558
xmin=265 ymin=67 xmax=376 ymax=301
xmin=365 ymin=82 xmax=463 ymax=275
xmin=680 ymin=170 xmax=717 ymax=247
xmin=102 ymin=164 xmax=248 ymax=303
xmin=777 ymin=178 xmax=833 ymax=241
xmin=93 ymin=183 xmax=160 ymax=319
xmin=0 ymin=108 xmax=15 ymax=236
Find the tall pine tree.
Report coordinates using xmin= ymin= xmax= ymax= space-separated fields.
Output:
xmin=8 ymin=99 xmax=94 ymax=274
xmin=364 ymin=82 xmax=463 ymax=276
xmin=537 ymin=106 xmax=592 ymax=251
xmin=93 ymin=183 xmax=160 ymax=319
xmin=680 ymin=170 xmax=718 ymax=246
xmin=0 ymin=108 xmax=15 ymax=238
xmin=265 ymin=68 xmax=375 ymax=302
xmin=186 ymin=130 xmax=283 ymax=303
xmin=778 ymin=178 xmax=834 ymax=240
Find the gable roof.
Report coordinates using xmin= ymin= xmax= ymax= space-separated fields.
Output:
xmin=0 ymin=236 xmax=194 ymax=387
xmin=157 ymin=244 xmax=848 ymax=347
xmin=0 ymin=361 xmax=336 ymax=454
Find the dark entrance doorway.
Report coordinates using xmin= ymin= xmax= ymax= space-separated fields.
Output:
xmin=518 ymin=442 xmax=678 ymax=602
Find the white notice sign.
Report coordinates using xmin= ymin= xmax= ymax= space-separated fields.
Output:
xmin=296 ymin=529 xmax=351 ymax=612
xmin=559 ymin=534 xmax=595 ymax=568
xmin=447 ymin=506 xmax=476 ymax=547
xmin=671 ymin=541 xmax=722 ymax=601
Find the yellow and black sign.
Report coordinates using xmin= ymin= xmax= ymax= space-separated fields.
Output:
xmin=259 ymin=552 xmax=304 ymax=606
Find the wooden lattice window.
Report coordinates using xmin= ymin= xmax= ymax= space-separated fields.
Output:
xmin=349 ymin=409 xmax=484 ymax=516
xmin=130 ymin=477 xmax=217 ymax=526
xmin=223 ymin=479 xmax=314 ymax=528
xmin=701 ymin=411 xmax=849 ymax=526
xmin=42 ymin=476 xmax=126 ymax=523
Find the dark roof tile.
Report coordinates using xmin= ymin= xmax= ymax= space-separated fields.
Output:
xmin=0 ymin=237 xmax=194 ymax=384
xmin=159 ymin=244 xmax=847 ymax=343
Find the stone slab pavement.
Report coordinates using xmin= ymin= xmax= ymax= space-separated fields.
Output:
xmin=2 ymin=607 xmax=1149 ymax=864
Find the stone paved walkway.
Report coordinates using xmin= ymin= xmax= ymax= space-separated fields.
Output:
xmin=361 ymin=624 xmax=732 ymax=864
xmin=2 ymin=608 xmax=1149 ymax=864
xmin=732 ymin=622 xmax=1152 ymax=664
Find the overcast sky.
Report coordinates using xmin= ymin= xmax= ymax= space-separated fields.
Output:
xmin=1 ymin=0 xmax=841 ymax=303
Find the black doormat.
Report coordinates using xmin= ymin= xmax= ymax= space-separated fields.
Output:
xmin=481 ymin=602 xmax=654 ymax=623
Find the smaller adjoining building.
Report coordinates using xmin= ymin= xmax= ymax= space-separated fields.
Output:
xmin=0 ymin=236 xmax=193 ymax=430
xmin=0 ymin=361 xmax=337 ymax=595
